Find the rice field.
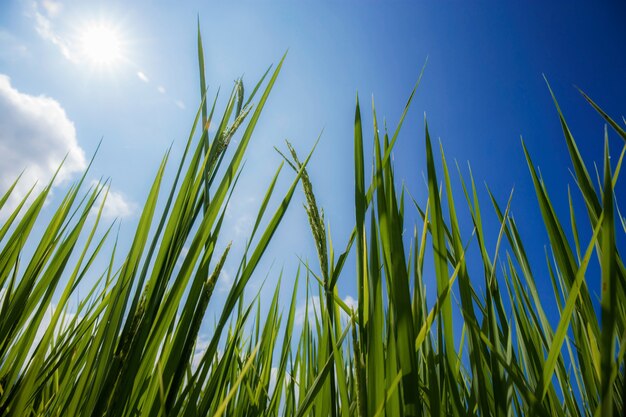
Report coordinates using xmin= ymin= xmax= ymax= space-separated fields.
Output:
xmin=0 ymin=26 xmax=624 ymax=417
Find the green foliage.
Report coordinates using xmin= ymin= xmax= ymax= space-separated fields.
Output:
xmin=0 ymin=25 xmax=624 ymax=417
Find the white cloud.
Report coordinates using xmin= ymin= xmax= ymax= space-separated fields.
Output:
xmin=174 ymin=100 xmax=185 ymax=110
xmin=192 ymin=336 xmax=210 ymax=370
xmin=91 ymin=181 xmax=137 ymax=220
xmin=14 ymin=301 xmax=80 ymax=362
xmin=340 ymin=295 xmax=358 ymax=324
xmin=0 ymin=74 xmax=86 ymax=212
xmin=174 ymin=246 xmax=190 ymax=270
xmin=294 ymin=294 xmax=358 ymax=327
xmin=34 ymin=303 xmax=77 ymax=348
xmin=192 ymin=337 xmax=224 ymax=372
xmin=269 ymin=366 xmax=279 ymax=396
xmin=295 ymin=295 xmax=321 ymax=327
xmin=343 ymin=295 xmax=357 ymax=311
xmin=234 ymin=214 xmax=253 ymax=237
xmin=225 ymin=196 xmax=256 ymax=237
xmin=137 ymin=71 xmax=149 ymax=83
xmin=218 ymin=269 xmax=234 ymax=292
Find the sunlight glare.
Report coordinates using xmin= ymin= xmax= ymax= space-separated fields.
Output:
xmin=79 ymin=23 xmax=124 ymax=68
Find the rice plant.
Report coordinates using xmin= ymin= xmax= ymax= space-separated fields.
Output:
xmin=0 ymin=22 xmax=623 ymax=417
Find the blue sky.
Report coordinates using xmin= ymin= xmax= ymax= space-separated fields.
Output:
xmin=0 ymin=1 xmax=624 ymax=332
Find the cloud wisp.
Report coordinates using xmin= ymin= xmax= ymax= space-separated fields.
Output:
xmin=40 ymin=0 xmax=63 ymax=17
xmin=32 ymin=1 xmax=75 ymax=62
xmin=0 ymin=30 xmax=29 ymax=61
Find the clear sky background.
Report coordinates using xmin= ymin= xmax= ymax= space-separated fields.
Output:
xmin=0 ymin=1 xmax=624 ymax=333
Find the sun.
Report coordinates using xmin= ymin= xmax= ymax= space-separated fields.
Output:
xmin=79 ymin=22 xmax=124 ymax=68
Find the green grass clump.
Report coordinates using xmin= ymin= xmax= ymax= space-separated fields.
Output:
xmin=0 ymin=24 xmax=624 ymax=417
